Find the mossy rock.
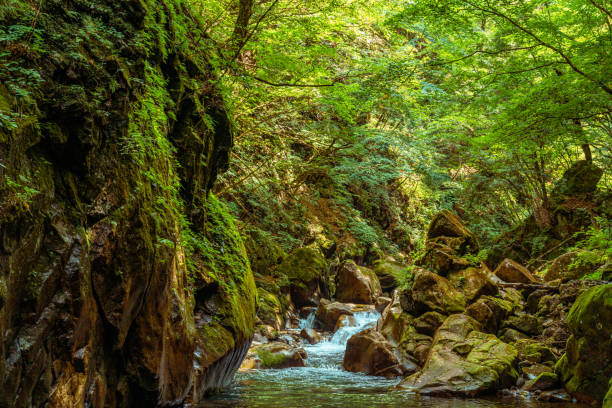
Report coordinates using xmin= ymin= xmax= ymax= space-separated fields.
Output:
xmin=426 ymin=210 xmax=479 ymax=255
xmin=552 ymin=160 xmax=603 ymax=197
xmin=372 ymin=260 xmax=411 ymax=291
xmin=555 ymin=284 xmax=612 ymax=403
xmin=603 ymin=378 xmax=612 ymax=408
xmin=276 ymin=247 xmax=327 ymax=307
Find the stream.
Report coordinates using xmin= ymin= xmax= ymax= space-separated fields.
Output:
xmin=196 ymin=311 xmax=583 ymax=408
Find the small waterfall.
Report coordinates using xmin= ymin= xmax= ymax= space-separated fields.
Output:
xmin=330 ymin=311 xmax=379 ymax=345
xmin=298 ymin=311 xmax=316 ymax=329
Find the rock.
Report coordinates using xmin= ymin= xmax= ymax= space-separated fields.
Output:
xmin=493 ymin=259 xmax=537 ymax=283
xmin=375 ymin=296 xmax=392 ymax=313
xmin=343 ymin=328 xmax=416 ymax=377
xmin=537 ymin=389 xmax=573 ymax=402
xmin=413 ymin=311 xmax=446 ymax=336
xmin=276 ymin=247 xmax=328 ymax=308
xmin=552 ymin=160 xmax=603 ymax=196
xmin=257 ymin=287 xmax=284 ymax=330
xmin=400 ymin=269 xmax=466 ymax=315
xmin=523 ymin=372 xmax=558 ymax=391
xmin=426 ymin=210 xmax=479 ymax=254
xmin=377 ymin=291 xmax=432 ymax=366
xmin=521 ymin=364 xmax=555 ymax=379
xmin=314 ymin=302 xmax=354 ymax=331
xmin=252 ymin=342 xmax=307 ymax=369
xmin=448 ymin=267 xmax=498 ymax=302
xmin=372 ymin=260 xmax=410 ymax=291
xmin=499 ymin=328 xmax=529 ymax=343
xmin=543 ymin=251 xmax=600 ymax=282
xmin=465 ymin=296 xmax=513 ymax=334
xmin=334 ymin=260 xmax=382 ymax=304
xmin=300 ymin=328 xmax=321 ymax=345
xmin=555 ymin=284 xmax=612 ymax=403
xmin=420 ymin=243 xmax=471 ymax=276
xmin=239 ymin=357 xmax=262 ymax=371
xmin=504 ymin=313 xmax=542 ymax=336
xmin=514 ymin=340 xmax=557 ymax=366
xmin=334 ymin=314 xmax=357 ymax=331
xmin=399 ymin=314 xmax=518 ymax=396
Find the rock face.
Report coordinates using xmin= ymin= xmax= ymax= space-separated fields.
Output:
xmin=343 ymin=328 xmax=415 ymax=377
xmin=399 ymin=314 xmax=518 ymax=396
xmin=276 ymin=247 xmax=328 ymax=307
xmin=543 ymin=251 xmax=599 ymax=282
xmin=0 ymin=2 xmax=256 ymax=407
xmin=493 ymin=259 xmax=537 ymax=283
xmin=372 ymin=260 xmax=408 ymax=291
xmin=335 ymin=260 xmax=382 ymax=304
xmin=556 ymin=284 xmax=612 ymax=403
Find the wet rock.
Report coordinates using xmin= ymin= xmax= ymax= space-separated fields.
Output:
xmin=448 ymin=267 xmax=498 ymax=302
xmin=399 ymin=314 xmax=518 ymax=396
xmin=276 ymin=247 xmax=328 ymax=308
xmin=334 ymin=260 xmax=381 ymax=304
xmin=400 ymin=269 xmax=466 ymax=315
xmin=537 ymin=389 xmax=573 ymax=402
xmin=334 ymin=314 xmax=357 ymax=332
xmin=521 ymin=364 xmax=555 ymax=379
xmin=413 ymin=311 xmax=446 ymax=336
xmin=252 ymin=342 xmax=307 ymax=369
xmin=375 ymin=296 xmax=392 ymax=313
xmin=300 ymin=328 xmax=321 ymax=345
xmin=523 ymin=372 xmax=558 ymax=392
xmin=493 ymin=259 xmax=537 ymax=283
xmin=426 ymin=210 xmax=479 ymax=254
xmin=555 ymin=283 xmax=612 ymax=403
xmin=314 ymin=301 xmax=354 ymax=331
xmin=257 ymin=287 xmax=284 ymax=330
xmin=343 ymin=328 xmax=416 ymax=377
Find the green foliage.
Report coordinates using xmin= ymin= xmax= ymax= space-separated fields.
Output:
xmin=569 ymin=218 xmax=612 ymax=279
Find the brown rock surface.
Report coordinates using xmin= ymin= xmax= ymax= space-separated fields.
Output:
xmin=335 ymin=261 xmax=382 ymax=304
xmin=494 ymin=259 xmax=537 ymax=283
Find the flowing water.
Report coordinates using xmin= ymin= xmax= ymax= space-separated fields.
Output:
xmin=196 ymin=311 xmax=583 ymax=408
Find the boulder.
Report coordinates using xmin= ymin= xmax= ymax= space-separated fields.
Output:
xmin=413 ymin=311 xmax=446 ymax=337
xmin=420 ymin=243 xmax=471 ymax=276
xmin=523 ymin=372 xmax=558 ymax=392
xmin=252 ymin=342 xmax=307 ymax=369
xmin=372 ymin=260 xmax=409 ymax=291
xmin=300 ymin=328 xmax=321 ymax=345
xmin=377 ymin=291 xmax=432 ymax=366
xmin=448 ymin=267 xmax=498 ymax=302
xmin=257 ymin=287 xmax=284 ymax=330
xmin=343 ymin=328 xmax=416 ymax=377
xmin=503 ymin=313 xmax=542 ymax=336
xmin=555 ymin=283 xmax=612 ymax=403
xmin=276 ymin=247 xmax=328 ymax=307
xmin=426 ymin=210 xmax=479 ymax=254
xmin=399 ymin=314 xmax=518 ymax=396
xmin=334 ymin=314 xmax=357 ymax=332
xmin=543 ymin=251 xmax=600 ymax=282
xmin=375 ymin=296 xmax=392 ymax=313
xmin=493 ymin=259 xmax=537 ymax=284
xmin=537 ymin=389 xmax=573 ymax=402
xmin=314 ymin=301 xmax=354 ymax=331
xmin=400 ymin=269 xmax=466 ymax=315
xmin=514 ymin=340 xmax=557 ymax=366
xmin=552 ymin=160 xmax=603 ymax=196
xmin=334 ymin=260 xmax=382 ymax=304
xmin=499 ymin=328 xmax=529 ymax=343
xmin=465 ymin=296 xmax=513 ymax=334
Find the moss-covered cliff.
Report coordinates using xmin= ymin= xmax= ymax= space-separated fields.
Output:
xmin=0 ymin=1 xmax=255 ymax=406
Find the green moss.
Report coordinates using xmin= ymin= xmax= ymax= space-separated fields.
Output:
xmin=275 ymin=247 xmax=327 ymax=283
